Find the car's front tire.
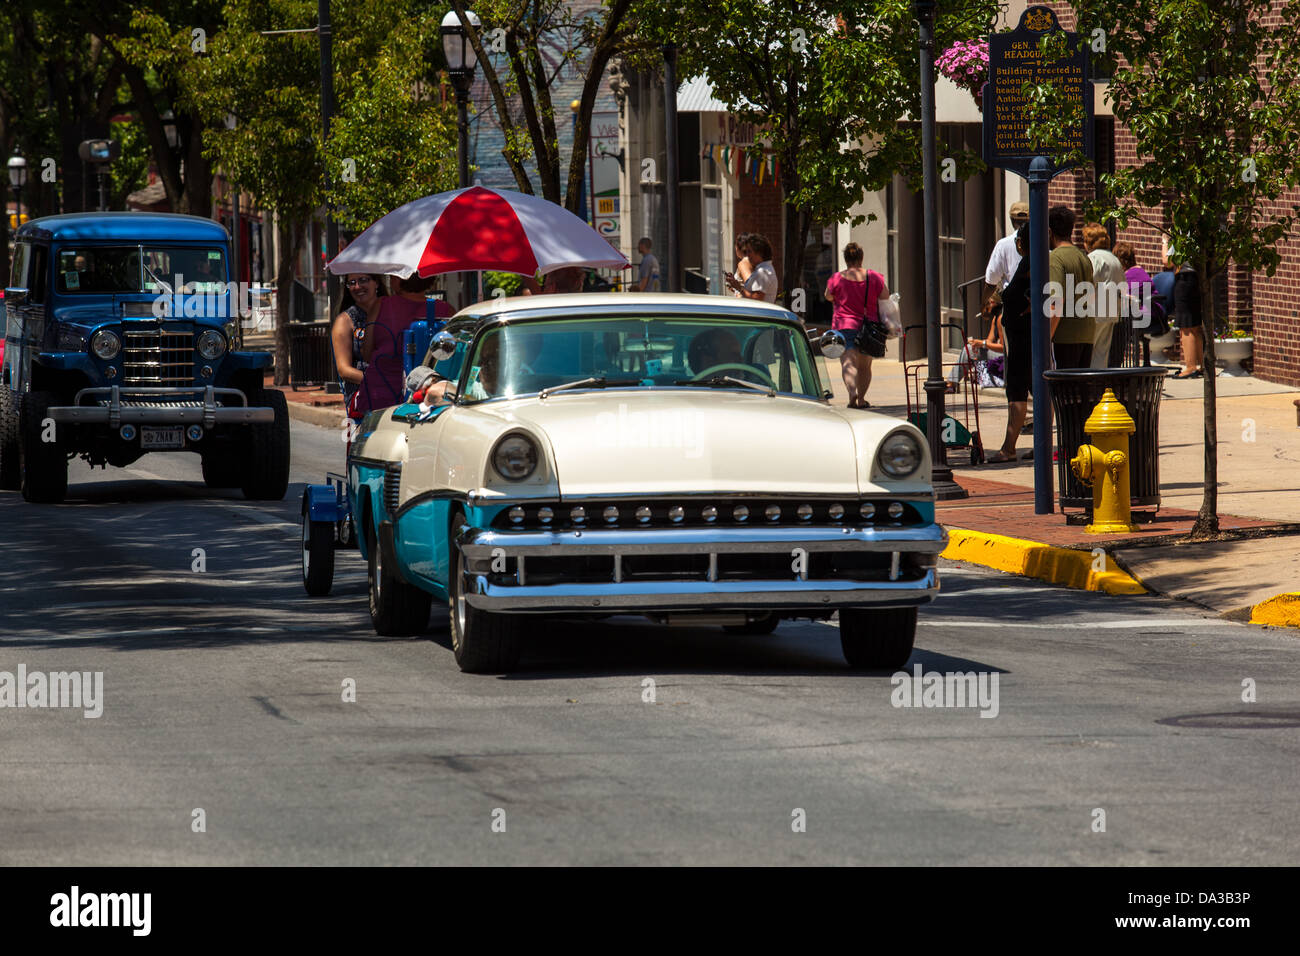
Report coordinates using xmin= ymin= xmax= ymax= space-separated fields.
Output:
xmin=367 ymin=522 xmax=431 ymax=635
xmin=0 ymin=383 xmax=21 ymax=490
xmin=449 ymin=513 xmax=522 ymax=673
xmin=839 ymin=607 xmax=917 ymax=670
xmin=240 ymin=389 xmax=291 ymax=501
xmin=19 ymin=391 xmax=67 ymax=504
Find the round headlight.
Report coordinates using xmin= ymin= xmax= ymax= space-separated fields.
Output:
xmin=90 ymin=330 xmax=120 ymax=360
xmin=878 ymin=432 xmax=922 ymax=478
xmin=197 ymin=329 xmax=226 ymax=360
xmin=492 ymin=433 xmax=538 ymax=481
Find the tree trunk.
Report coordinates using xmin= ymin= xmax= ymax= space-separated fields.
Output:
xmin=274 ymin=217 xmax=302 ymax=388
xmin=1190 ymin=261 xmax=1219 ymax=539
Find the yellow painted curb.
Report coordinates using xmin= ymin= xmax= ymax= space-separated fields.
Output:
xmin=942 ymin=528 xmax=1147 ymax=594
xmin=1251 ymin=592 xmax=1300 ymax=628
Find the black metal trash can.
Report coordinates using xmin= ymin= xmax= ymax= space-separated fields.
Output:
xmin=287 ymin=320 xmax=335 ymax=389
xmin=1043 ymin=367 xmax=1165 ymax=513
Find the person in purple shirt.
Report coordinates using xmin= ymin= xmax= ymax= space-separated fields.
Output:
xmin=1114 ymin=241 xmax=1163 ymax=359
xmin=355 ymin=274 xmax=453 ymax=415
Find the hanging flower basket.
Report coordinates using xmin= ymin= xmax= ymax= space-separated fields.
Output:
xmin=937 ymin=39 xmax=989 ymax=109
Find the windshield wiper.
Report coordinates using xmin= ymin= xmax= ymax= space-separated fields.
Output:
xmin=673 ymin=375 xmax=775 ymax=396
xmin=538 ymin=376 xmax=640 ymax=399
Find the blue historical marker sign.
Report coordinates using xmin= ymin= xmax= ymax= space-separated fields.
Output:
xmin=982 ymin=5 xmax=1094 ymax=176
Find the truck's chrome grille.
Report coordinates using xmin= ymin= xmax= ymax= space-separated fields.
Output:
xmin=122 ymin=330 xmax=194 ymax=386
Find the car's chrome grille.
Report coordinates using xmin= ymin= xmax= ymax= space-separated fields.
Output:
xmin=384 ymin=466 xmax=402 ymax=515
xmin=490 ymin=497 xmax=926 ymax=530
xmin=122 ymin=330 xmax=194 ymax=386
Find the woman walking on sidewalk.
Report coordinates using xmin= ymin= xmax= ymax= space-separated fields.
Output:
xmin=823 ymin=241 xmax=888 ymax=409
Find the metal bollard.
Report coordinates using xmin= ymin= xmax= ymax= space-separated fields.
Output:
xmin=1069 ymin=387 xmax=1138 ymax=534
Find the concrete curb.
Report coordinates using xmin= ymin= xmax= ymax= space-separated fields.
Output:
xmin=942 ymin=527 xmax=1147 ymax=595
xmin=1251 ymin=592 xmax=1300 ymax=629
xmin=285 ymin=400 xmax=349 ymax=431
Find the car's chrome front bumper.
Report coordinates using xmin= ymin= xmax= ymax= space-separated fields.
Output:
xmin=47 ymin=386 xmax=275 ymax=427
xmin=457 ymin=523 xmax=947 ymax=612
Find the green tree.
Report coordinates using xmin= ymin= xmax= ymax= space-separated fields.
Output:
xmin=1026 ymin=0 xmax=1300 ymax=538
xmin=179 ymin=0 xmax=456 ymax=384
xmin=636 ymin=0 xmax=999 ymax=308
xmin=447 ymin=0 xmax=638 ymax=212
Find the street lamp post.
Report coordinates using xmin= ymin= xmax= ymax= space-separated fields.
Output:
xmin=442 ymin=9 xmax=480 ymax=306
xmin=442 ymin=9 xmax=480 ymax=191
xmin=7 ymin=152 xmax=27 ymax=231
xmin=662 ymin=42 xmax=681 ymax=293
xmin=914 ymin=0 xmax=966 ymax=500
xmin=570 ymin=99 xmax=588 ymax=224
xmin=319 ymin=0 xmax=339 ymax=314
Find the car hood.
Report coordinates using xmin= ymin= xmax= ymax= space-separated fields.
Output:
xmin=477 ymin=390 xmax=867 ymax=497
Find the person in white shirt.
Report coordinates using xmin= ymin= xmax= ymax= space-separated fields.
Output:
xmin=981 ymin=201 xmax=1029 ymax=317
xmin=1082 ymin=222 xmax=1126 ymax=368
xmin=724 ymin=233 xmax=778 ymax=303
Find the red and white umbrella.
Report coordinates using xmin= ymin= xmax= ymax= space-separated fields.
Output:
xmin=326 ymin=185 xmax=628 ymax=279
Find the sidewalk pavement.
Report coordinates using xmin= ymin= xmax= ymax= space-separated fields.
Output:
xmin=259 ymin=338 xmax=1300 ymax=627
xmin=831 ymin=348 xmax=1300 ymax=627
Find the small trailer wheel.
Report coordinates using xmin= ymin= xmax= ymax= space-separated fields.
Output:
xmin=302 ymin=497 xmax=336 ymax=596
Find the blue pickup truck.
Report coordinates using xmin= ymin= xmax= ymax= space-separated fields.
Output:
xmin=1 ymin=212 xmax=289 ymax=503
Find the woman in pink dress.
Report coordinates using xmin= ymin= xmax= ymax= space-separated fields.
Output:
xmin=823 ymin=242 xmax=888 ymax=408
xmin=354 ymin=275 xmax=453 ymax=415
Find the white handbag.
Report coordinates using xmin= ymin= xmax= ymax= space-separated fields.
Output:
xmin=878 ymin=293 xmax=903 ymax=338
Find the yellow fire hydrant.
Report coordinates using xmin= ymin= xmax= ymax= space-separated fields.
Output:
xmin=1070 ymin=387 xmax=1137 ymax=534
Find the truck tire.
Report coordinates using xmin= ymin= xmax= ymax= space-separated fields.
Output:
xmin=448 ymin=513 xmax=522 ymax=673
xmin=367 ymin=520 xmax=431 ymax=635
xmin=0 ymin=383 xmax=20 ymax=490
xmin=19 ymin=391 xmax=68 ymax=504
xmin=201 ymin=449 xmax=242 ymax=488
xmin=240 ymin=389 xmax=291 ymax=501
xmin=302 ymin=496 xmax=335 ymax=597
xmin=839 ymin=606 xmax=917 ymax=670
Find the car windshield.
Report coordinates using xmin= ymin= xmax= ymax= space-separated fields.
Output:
xmin=55 ymin=246 xmax=227 ymax=294
xmin=457 ymin=315 xmax=822 ymax=403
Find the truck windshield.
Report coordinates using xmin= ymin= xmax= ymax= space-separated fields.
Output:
xmin=459 ymin=315 xmax=823 ymax=402
xmin=55 ymin=246 xmax=227 ymax=295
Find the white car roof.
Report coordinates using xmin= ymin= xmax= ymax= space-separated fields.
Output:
xmin=452 ymin=292 xmax=800 ymax=322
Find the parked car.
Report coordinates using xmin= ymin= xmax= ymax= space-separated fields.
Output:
xmin=340 ymin=293 xmax=946 ymax=672
xmin=1 ymin=212 xmax=289 ymax=502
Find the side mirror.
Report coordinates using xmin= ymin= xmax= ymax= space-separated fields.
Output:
xmin=429 ymin=330 xmax=457 ymax=363
xmin=818 ymin=329 xmax=847 ymax=359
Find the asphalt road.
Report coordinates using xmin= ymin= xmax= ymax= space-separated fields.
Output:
xmin=1 ymin=420 xmax=1297 ymax=865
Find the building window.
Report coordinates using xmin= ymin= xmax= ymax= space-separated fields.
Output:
xmin=886 ymin=178 xmax=899 ymax=293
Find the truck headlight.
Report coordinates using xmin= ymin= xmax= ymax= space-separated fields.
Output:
xmin=491 ymin=433 xmax=538 ymax=481
xmin=877 ymin=431 xmax=922 ymax=478
xmin=90 ymin=330 xmax=121 ymax=360
xmin=196 ymin=329 xmax=226 ymax=360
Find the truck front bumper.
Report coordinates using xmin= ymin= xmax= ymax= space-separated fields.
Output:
xmin=457 ymin=523 xmax=947 ymax=613
xmin=47 ymin=386 xmax=275 ymax=428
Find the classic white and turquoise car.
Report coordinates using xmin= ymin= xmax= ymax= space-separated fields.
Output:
xmin=340 ymin=293 xmax=946 ymax=672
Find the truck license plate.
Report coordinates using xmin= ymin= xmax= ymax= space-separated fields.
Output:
xmin=140 ymin=426 xmax=185 ymax=450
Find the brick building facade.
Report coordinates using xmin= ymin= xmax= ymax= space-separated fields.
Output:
xmin=1046 ymin=1 xmax=1300 ymax=386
